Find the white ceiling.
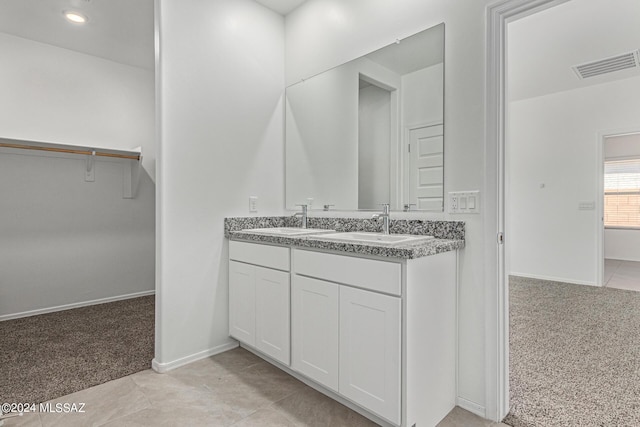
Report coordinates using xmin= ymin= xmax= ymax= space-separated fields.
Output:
xmin=254 ymin=0 xmax=307 ymax=16
xmin=508 ymin=0 xmax=640 ymax=101
xmin=0 ymin=0 xmax=304 ymax=71
xmin=4 ymin=0 xmax=635 ymax=99
xmin=0 ymin=0 xmax=154 ymax=70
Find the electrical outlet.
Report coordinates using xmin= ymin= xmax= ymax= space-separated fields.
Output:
xmin=449 ymin=191 xmax=480 ymax=214
xmin=450 ymin=195 xmax=458 ymax=212
xmin=249 ymin=196 xmax=258 ymax=212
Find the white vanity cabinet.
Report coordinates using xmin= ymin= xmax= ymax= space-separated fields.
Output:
xmin=228 ymin=239 xmax=457 ymax=427
xmin=291 ymin=275 xmax=339 ymax=391
xmin=339 ymin=285 xmax=401 ymax=423
xmin=293 ymin=249 xmax=403 ymax=424
xmin=229 ymin=240 xmax=290 ymax=365
xmin=292 ymin=247 xmax=457 ymax=427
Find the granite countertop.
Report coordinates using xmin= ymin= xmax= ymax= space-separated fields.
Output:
xmin=225 ymin=217 xmax=465 ymax=260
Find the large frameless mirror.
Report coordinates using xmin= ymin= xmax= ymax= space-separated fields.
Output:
xmin=285 ymin=23 xmax=444 ymax=211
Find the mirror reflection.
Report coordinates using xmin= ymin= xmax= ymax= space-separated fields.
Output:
xmin=285 ymin=23 xmax=444 ymax=211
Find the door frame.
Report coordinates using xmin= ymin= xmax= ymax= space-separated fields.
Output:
xmin=485 ymin=0 xmax=570 ymax=421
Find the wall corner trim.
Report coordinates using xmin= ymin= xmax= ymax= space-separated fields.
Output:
xmin=152 ymin=341 xmax=239 ymax=373
xmin=456 ymin=397 xmax=486 ymax=419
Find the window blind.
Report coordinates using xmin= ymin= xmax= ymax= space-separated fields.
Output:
xmin=604 ymin=158 xmax=640 ymax=228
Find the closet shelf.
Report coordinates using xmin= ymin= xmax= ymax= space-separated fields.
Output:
xmin=0 ymin=137 xmax=143 ymax=199
xmin=0 ymin=138 xmax=141 ymax=161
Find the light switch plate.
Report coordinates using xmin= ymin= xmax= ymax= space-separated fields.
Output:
xmin=249 ymin=196 xmax=258 ymax=212
xmin=578 ymin=201 xmax=595 ymax=210
xmin=448 ymin=191 xmax=480 ymax=214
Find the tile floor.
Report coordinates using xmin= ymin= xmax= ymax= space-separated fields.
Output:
xmin=604 ymin=259 xmax=640 ymax=291
xmin=2 ymin=347 xmax=508 ymax=427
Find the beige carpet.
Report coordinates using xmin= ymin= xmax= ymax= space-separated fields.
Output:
xmin=505 ymin=276 xmax=640 ymax=426
xmin=0 ymin=296 xmax=154 ymax=404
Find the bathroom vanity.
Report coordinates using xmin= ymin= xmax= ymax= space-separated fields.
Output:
xmin=226 ymin=217 xmax=464 ymax=427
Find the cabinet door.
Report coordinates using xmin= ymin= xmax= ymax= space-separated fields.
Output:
xmin=292 ymin=275 xmax=339 ymax=392
xmin=255 ymin=266 xmax=290 ymax=365
xmin=339 ymin=286 xmax=401 ymax=425
xmin=229 ymin=260 xmax=256 ymax=346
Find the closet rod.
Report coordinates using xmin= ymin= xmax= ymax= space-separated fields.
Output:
xmin=0 ymin=142 xmax=141 ymax=161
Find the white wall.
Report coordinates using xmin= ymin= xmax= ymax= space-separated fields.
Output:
xmin=155 ymin=0 xmax=285 ymax=369
xmin=0 ymin=154 xmax=155 ymax=319
xmin=286 ymin=0 xmax=490 ymax=415
xmin=0 ymin=33 xmax=155 ymax=319
xmin=604 ymin=133 xmax=640 ymax=262
xmin=508 ymin=76 xmax=640 ymax=284
xmin=285 ymin=61 xmax=358 ymax=210
xmin=605 ymin=133 xmax=640 ymax=158
xmin=0 ymin=32 xmax=156 ymax=179
xmin=605 ymin=229 xmax=640 ymax=261
xmin=401 ymin=63 xmax=444 ymax=127
xmin=359 ymin=84 xmax=391 ymax=209
xmin=285 ymin=56 xmax=400 ymax=210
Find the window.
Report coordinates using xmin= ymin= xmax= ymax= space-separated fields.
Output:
xmin=604 ymin=158 xmax=640 ymax=228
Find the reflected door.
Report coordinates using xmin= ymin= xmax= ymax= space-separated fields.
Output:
xmin=407 ymin=124 xmax=444 ymax=210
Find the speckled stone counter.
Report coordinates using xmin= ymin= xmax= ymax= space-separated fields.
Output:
xmin=224 ymin=216 xmax=464 ymax=260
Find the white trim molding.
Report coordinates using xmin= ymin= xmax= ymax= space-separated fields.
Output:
xmin=485 ymin=0 xmax=569 ymax=421
xmin=457 ymin=397 xmax=486 ymax=419
xmin=510 ymin=272 xmax=597 ymax=287
xmin=0 ymin=290 xmax=155 ymax=322
xmin=151 ymin=341 xmax=239 ymax=373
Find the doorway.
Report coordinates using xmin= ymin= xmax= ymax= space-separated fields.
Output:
xmin=601 ymin=132 xmax=640 ymax=291
xmin=358 ymin=77 xmax=392 ymax=209
xmin=487 ymin=0 xmax=640 ymax=422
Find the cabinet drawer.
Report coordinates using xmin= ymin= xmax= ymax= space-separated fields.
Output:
xmin=229 ymin=240 xmax=290 ymax=271
xmin=293 ymin=249 xmax=401 ymax=296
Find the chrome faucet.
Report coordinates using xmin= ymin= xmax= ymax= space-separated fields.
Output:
xmin=294 ymin=204 xmax=308 ymax=229
xmin=372 ymin=203 xmax=391 ymax=234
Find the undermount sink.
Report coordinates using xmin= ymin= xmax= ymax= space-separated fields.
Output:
xmin=316 ymin=232 xmax=434 ymax=245
xmin=241 ymin=227 xmax=332 ymax=236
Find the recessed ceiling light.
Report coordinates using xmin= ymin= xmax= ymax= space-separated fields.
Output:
xmin=64 ymin=11 xmax=88 ymax=24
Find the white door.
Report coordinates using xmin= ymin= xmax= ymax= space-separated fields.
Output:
xmin=339 ymin=286 xmax=401 ymax=425
xmin=291 ymin=275 xmax=339 ymax=392
xmin=255 ymin=266 xmax=291 ymax=365
xmin=407 ymin=124 xmax=444 ymax=211
xmin=229 ymin=261 xmax=256 ymax=346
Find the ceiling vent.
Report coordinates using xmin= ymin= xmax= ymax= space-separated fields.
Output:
xmin=572 ymin=50 xmax=640 ymax=79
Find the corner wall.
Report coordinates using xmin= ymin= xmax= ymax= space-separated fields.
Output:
xmin=155 ymin=0 xmax=285 ymax=369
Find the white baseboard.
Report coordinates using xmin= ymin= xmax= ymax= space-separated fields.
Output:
xmin=0 ymin=290 xmax=156 ymax=322
xmin=152 ymin=341 xmax=239 ymax=373
xmin=456 ymin=396 xmax=486 ymax=418
xmin=510 ymin=272 xmax=597 ymax=287
xmin=605 ymin=257 xmax=640 ymax=263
